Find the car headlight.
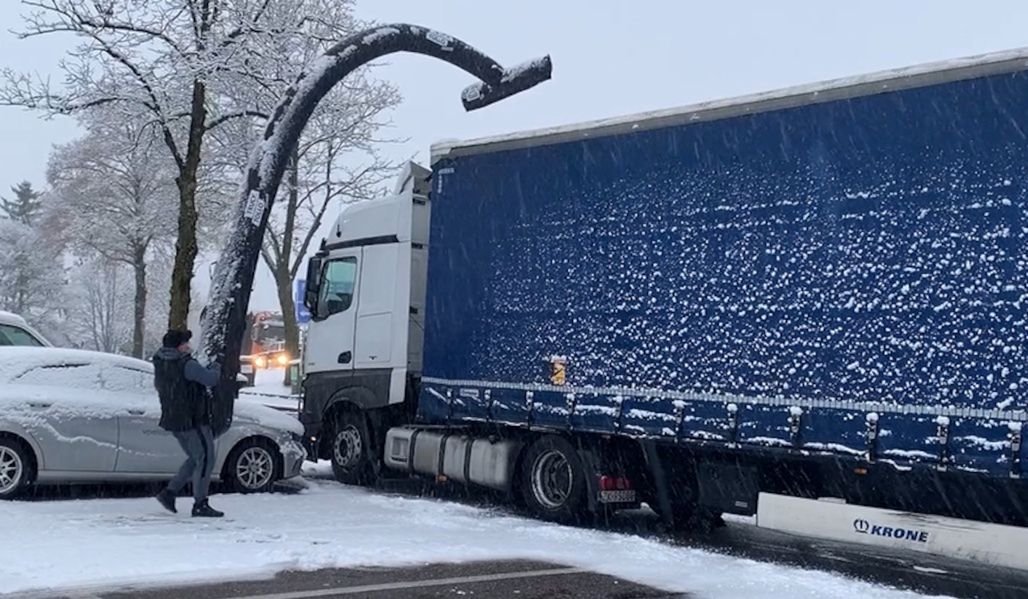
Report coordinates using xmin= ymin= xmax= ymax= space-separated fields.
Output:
xmin=289 ymin=433 xmax=309 ymax=458
xmin=255 ymin=356 xmax=267 ymax=369
xmin=276 ymin=353 xmax=289 ymax=367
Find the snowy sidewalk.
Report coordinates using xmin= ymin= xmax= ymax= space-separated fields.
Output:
xmin=238 ymin=368 xmax=300 ymax=414
xmin=0 ymin=480 xmax=941 ymax=598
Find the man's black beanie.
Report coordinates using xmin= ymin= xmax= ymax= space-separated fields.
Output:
xmin=162 ymin=329 xmax=193 ymax=349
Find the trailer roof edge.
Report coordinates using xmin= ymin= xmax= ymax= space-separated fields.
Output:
xmin=431 ymin=47 xmax=1028 ymax=162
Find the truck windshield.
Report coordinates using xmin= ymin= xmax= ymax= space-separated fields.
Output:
xmin=319 ymin=258 xmax=357 ymax=316
xmin=0 ymin=324 xmax=44 ymax=346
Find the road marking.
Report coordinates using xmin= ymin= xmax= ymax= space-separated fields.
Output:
xmin=221 ymin=567 xmax=585 ymax=599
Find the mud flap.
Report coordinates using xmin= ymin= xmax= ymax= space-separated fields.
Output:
xmin=640 ymin=440 xmax=677 ymax=529
xmin=576 ymin=446 xmax=602 ymax=516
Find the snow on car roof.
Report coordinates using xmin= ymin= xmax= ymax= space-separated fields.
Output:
xmin=0 ymin=346 xmax=152 ymax=383
xmin=0 ymin=311 xmax=29 ymax=326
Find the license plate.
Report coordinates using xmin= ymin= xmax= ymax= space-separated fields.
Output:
xmin=241 ymin=365 xmax=253 ymax=374
xmin=599 ymin=489 xmax=637 ymax=504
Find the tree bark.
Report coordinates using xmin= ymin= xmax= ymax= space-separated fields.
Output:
xmin=280 ymin=149 xmax=300 ymax=358
xmin=167 ymin=79 xmax=207 ymax=330
xmin=274 ymin=262 xmax=299 ymax=358
xmin=131 ymin=242 xmax=148 ymax=358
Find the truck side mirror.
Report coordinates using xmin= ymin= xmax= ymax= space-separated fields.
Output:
xmin=304 ymin=255 xmax=323 ymax=313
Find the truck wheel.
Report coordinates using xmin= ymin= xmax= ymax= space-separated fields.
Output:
xmin=520 ymin=436 xmax=586 ymax=523
xmin=0 ymin=438 xmax=33 ymax=500
xmin=330 ymin=410 xmax=373 ymax=486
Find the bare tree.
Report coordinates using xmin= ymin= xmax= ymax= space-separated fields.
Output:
xmin=2 ymin=0 xmax=371 ymax=329
xmin=66 ymin=257 xmax=134 ymax=353
xmin=48 ymin=113 xmax=176 ymax=357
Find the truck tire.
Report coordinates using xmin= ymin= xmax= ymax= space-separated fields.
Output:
xmin=520 ymin=435 xmax=587 ymax=523
xmin=329 ymin=410 xmax=373 ymax=486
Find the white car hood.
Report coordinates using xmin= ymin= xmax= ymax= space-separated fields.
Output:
xmin=233 ymin=401 xmax=304 ymax=436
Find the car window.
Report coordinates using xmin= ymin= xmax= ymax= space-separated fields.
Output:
xmin=0 ymin=324 xmax=43 ymax=347
xmin=13 ymin=363 xmax=103 ymax=390
xmin=101 ymin=365 xmax=153 ymax=394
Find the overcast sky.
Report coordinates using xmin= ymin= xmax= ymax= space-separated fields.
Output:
xmin=3 ymin=1 xmax=1028 ymax=311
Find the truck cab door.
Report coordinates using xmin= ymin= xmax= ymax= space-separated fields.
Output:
xmin=305 ymin=250 xmax=361 ymax=374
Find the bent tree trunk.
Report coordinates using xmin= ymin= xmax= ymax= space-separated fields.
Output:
xmin=199 ymin=23 xmax=552 ymax=432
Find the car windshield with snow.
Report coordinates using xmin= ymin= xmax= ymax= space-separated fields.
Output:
xmin=0 ymin=347 xmax=305 ymax=499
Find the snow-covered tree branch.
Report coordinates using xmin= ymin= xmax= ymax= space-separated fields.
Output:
xmin=3 ymin=0 xmax=375 ymax=330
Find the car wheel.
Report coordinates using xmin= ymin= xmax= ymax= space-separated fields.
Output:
xmin=520 ymin=435 xmax=587 ymax=523
xmin=226 ymin=439 xmax=279 ymax=493
xmin=329 ymin=410 xmax=373 ymax=486
xmin=0 ymin=438 xmax=33 ymax=500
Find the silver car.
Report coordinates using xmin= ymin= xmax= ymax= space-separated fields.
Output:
xmin=0 ymin=347 xmax=306 ymax=499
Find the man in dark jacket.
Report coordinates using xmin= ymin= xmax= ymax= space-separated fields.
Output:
xmin=153 ymin=329 xmax=224 ymax=517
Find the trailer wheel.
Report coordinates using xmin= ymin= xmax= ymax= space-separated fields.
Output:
xmin=329 ymin=410 xmax=373 ymax=486
xmin=520 ymin=436 xmax=586 ymax=523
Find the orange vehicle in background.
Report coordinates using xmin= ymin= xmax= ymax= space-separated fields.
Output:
xmin=240 ymin=311 xmax=290 ymax=386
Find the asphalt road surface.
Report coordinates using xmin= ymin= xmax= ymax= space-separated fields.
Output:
xmin=21 ymin=561 xmax=679 ymax=599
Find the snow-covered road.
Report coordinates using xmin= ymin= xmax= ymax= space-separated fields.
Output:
xmin=2 ymin=478 xmax=946 ymax=599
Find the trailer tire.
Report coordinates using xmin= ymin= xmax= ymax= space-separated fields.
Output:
xmin=520 ymin=436 xmax=587 ymax=523
xmin=329 ymin=410 xmax=373 ymax=486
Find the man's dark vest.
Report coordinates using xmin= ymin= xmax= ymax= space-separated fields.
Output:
xmin=153 ymin=353 xmax=206 ymax=432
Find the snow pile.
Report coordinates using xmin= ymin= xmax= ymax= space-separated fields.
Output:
xmin=238 ymin=368 xmax=301 ymax=413
xmin=0 ymin=481 xmax=942 ymax=598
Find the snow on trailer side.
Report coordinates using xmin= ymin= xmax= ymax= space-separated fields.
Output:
xmin=420 ymin=48 xmax=1028 ymax=482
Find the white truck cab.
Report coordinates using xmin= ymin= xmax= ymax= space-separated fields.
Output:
xmin=299 ymin=163 xmax=430 ymax=477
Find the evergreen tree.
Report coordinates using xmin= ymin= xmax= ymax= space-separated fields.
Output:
xmin=0 ymin=181 xmax=43 ymax=225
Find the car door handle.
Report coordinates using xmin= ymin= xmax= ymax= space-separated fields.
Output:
xmin=338 ymin=351 xmax=352 ymax=364
xmin=27 ymin=402 xmax=52 ymax=409
xmin=127 ymin=409 xmax=146 ymax=416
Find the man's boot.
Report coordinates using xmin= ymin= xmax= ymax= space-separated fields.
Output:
xmin=192 ymin=499 xmax=225 ymax=518
xmin=155 ymin=488 xmax=177 ymax=514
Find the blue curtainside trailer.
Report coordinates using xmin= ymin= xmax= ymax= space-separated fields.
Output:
xmin=301 ymin=48 xmax=1027 ymax=564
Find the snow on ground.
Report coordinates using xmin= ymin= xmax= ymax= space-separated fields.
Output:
xmin=2 ymin=479 xmax=946 ymax=599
